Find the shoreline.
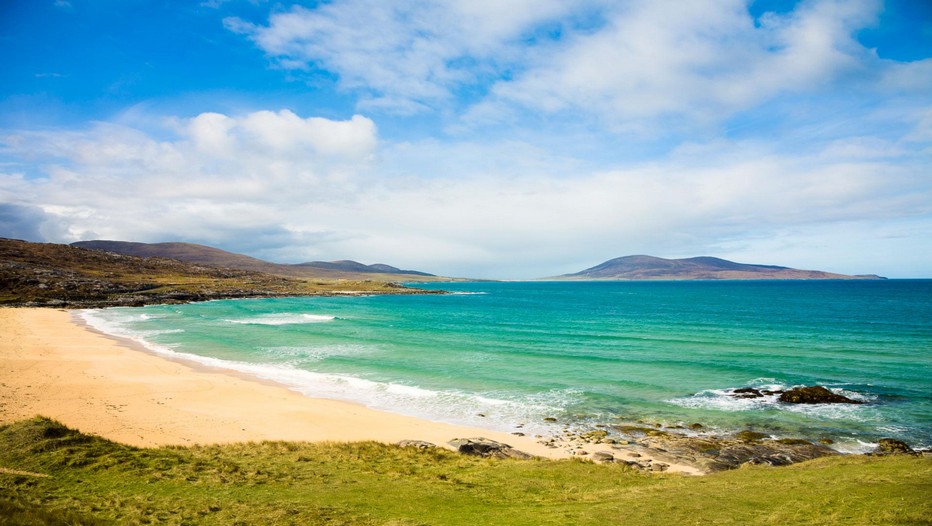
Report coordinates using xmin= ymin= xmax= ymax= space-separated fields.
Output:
xmin=8 ymin=306 xmax=901 ymax=475
xmin=3 ymin=307 xmax=712 ymax=474
xmin=0 ymin=307 xmax=571 ymax=457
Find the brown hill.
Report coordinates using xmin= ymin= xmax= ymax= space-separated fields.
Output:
xmin=71 ymin=241 xmax=442 ymax=281
xmin=550 ymin=255 xmax=884 ymax=281
xmin=0 ymin=238 xmax=437 ymax=308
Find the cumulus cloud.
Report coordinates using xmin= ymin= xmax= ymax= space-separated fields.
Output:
xmin=224 ymin=0 xmax=925 ymax=132
xmin=2 ymin=106 xmax=929 ymax=277
xmin=472 ymin=0 xmax=889 ymax=130
xmin=224 ymin=0 xmax=575 ymax=112
xmin=0 ymin=110 xmax=378 ymax=246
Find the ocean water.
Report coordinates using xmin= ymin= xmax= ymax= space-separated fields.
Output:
xmin=81 ymin=280 xmax=932 ymax=452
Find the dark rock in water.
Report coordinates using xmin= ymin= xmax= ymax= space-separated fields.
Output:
xmin=733 ymin=387 xmax=764 ymax=398
xmin=778 ymin=386 xmax=862 ymax=404
xmin=729 ymin=387 xmax=784 ymax=399
xmin=447 ymin=438 xmax=534 ymax=460
xmin=397 ymin=440 xmax=436 ymax=449
xmin=873 ymin=438 xmax=915 ymax=456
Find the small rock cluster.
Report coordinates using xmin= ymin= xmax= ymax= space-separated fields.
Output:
xmin=729 ymin=385 xmax=863 ymax=404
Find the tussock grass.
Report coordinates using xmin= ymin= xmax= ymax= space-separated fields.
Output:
xmin=1 ymin=417 xmax=929 ymax=525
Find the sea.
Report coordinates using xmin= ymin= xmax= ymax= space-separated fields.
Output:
xmin=80 ymin=280 xmax=932 ymax=453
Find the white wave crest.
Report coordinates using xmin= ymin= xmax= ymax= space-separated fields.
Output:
xmin=668 ymin=380 xmax=874 ymax=421
xmin=225 ymin=314 xmax=337 ymax=326
xmin=78 ymin=309 xmax=571 ymax=436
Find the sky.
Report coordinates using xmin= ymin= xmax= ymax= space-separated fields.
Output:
xmin=1 ymin=0 xmax=930 ymax=279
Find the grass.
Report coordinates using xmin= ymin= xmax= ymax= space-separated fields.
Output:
xmin=1 ymin=417 xmax=929 ymax=525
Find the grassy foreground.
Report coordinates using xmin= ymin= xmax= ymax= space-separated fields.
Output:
xmin=1 ymin=418 xmax=929 ymax=525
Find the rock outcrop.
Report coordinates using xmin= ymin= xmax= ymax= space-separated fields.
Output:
xmin=447 ymin=438 xmax=534 ymax=460
xmin=397 ymin=440 xmax=436 ymax=449
xmin=872 ymin=438 xmax=915 ymax=456
xmin=623 ymin=431 xmax=840 ymax=472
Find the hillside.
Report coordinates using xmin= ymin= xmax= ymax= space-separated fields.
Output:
xmin=551 ymin=255 xmax=885 ymax=281
xmin=0 ymin=238 xmax=437 ymax=308
xmin=71 ymin=240 xmax=443 ymax=281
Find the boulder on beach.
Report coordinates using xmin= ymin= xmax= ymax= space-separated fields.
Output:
xmin=778 ymin=386 xmax=862 ymax=404
xmin=447 ymin=438 xmax=534 ymax=460
xmin=590 ymin=451 xmax=615 ymax=463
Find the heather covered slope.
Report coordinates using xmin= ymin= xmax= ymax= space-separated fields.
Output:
xmin=72 ymin=240 xmax=443 ymax=281
xmin=552 ymin=255 xmax=884 ymax=280
xmin=0 ymin=238 xmax=436 ymax=307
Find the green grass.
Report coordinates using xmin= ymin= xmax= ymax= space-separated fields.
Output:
xmin=1 ymin=418 xmax=929 ymax=525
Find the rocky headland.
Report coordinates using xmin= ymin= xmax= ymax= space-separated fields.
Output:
xmin=1 ymin=238 xmax=440 ymax=308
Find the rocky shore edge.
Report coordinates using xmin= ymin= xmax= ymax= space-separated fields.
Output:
xmin=401 ymin=426 xmax=928 ymax=475
xmin=9 ymin=281 xmax=441 ymax=309
xmin=400 ymin=385 xmax=929 ymax=475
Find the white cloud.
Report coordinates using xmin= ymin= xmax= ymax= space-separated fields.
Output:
xmin=225 ymin=0 xmax=575 ymax=112
xmin=473 ymin=0 xmax=886 ymax=130
xmin=3 ymin=107 xmax=929 ymax=277
xmin=223 ymin=0 xmax=925 ymax=134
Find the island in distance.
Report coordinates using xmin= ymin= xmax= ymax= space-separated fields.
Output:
xmin=548 ymin=255 xmax=885 ymax=281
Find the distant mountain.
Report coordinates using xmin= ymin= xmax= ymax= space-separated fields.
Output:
xmin=293 ymin=259 xmax=435 ymax=277
xmin=550 ymin=255 xmax=884 ymax=281
xmin=71 ymin=240 xmax=441 ymax=281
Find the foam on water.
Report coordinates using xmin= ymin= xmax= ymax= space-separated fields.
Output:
xmin=79 ymin=308 xmax=568 ymax=435
xmin=80 ymin=309 xmax=184 ymax=342
xmin=225 ymin=313 xmax=337 ymax=325
xmin=668 ymin=380 xmax=877 ymax=422
xmin=259 ymin=344 xmax=375 ymax=362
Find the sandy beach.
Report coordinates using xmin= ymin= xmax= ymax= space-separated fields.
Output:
xmin=1 ymin=307 xmax=711 ymax=475
xmin=0 ymin=307 xmax=584 ymax=458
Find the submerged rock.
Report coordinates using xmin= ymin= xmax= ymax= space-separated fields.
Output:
xmin=778 ymin=386 xmax=862 ymax=404
xmin=728 ymin=387 xmax=784 ymax=399
xmin=447 ymin=438 xmax=534 ymax=460
xmin=732 ymin=387 xmax=765 ymax=398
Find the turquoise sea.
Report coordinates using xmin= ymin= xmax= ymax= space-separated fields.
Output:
xmin=81 ymin=280 xmax=932 ymax=452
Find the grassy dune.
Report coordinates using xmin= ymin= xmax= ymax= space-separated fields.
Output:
xmin=1 ymin=418 xmax=929 ymax=525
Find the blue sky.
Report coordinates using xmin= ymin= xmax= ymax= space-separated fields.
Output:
xmin=1 ymin=0 xmax=930 ymax=278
